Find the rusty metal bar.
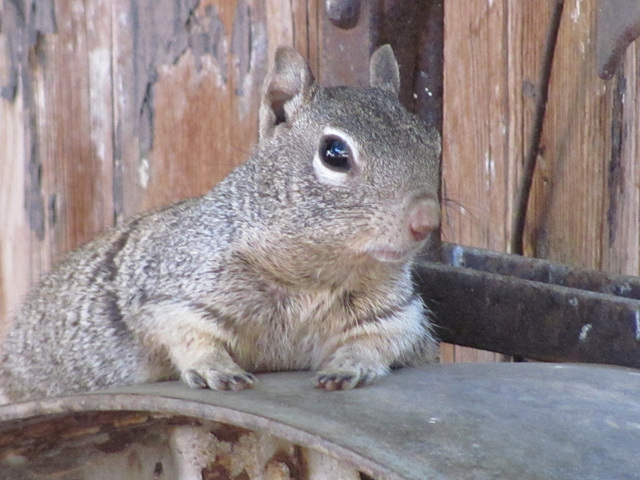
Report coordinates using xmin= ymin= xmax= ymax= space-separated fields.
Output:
xmin=417 ymin=243 xmax=640 ymax=367
xmin=440 ymin=242 xmax=640 ymax=298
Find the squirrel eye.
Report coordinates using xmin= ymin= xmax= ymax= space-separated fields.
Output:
xmin=319 ymin=135 xmax=352 ymax=172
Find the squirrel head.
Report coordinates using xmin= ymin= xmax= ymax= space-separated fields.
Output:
xmin=248 ymin=45 xmax=440 ymax=282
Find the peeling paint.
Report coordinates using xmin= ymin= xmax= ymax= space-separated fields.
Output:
xmin=451 ymin=244 xmax=465 ymax=267
xmin=230 ymin=0 xmax=267 ymax=116
xmin=231 ymin=0 xmax=252 ymax=96
xmin=616 ymin=283 xmax=632 ymax=296
xmin=1 ymin=0 xmax=58 ymax=101
xmin=571 ymin=0 xmax=582 ymax=23
xmin=123 ymin=0 xmax=265 ymax=156
xmin=129 ymin=0 xmax=198 ymax=155
xmin=484 ymin=152 xmax=495 ymax=191
xmin=89 ymin=47 xmax=112 ymax=162
xmin=579 ymin=324 xmax=592 ymax=342
xmin=2 ymin=0 xmax=58 ymax=239
xmin=138 ymin=158 xmax=150 ymax=189
xmin=188 ymin=4 xmax=229 ymax=84
xmin=25 ymin=157 xmax=46 ymax=241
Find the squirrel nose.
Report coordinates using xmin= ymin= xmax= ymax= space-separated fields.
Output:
xmin=408 ymin=196 xmax=440 ymax=242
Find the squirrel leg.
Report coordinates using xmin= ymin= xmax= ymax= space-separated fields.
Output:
xmin=315 ymin=342 xmax=391 ymax=391
xmin=315 ymin=296 xmax=437 ymax=391
xmin=136 ymin=303 xmax=255 ymax=391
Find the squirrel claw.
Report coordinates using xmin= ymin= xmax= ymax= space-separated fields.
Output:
xmin=182 ymin=369 xmax=256 ymax=391
xmin=314 ymin=371 xmax=371 ymax=391
xmin=183 ymin=369 xmax=209 ymax=389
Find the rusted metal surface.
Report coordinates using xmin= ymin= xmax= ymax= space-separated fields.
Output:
xmin=0 ymin=365 xmax=639 ymax=480
xmin=418 ymin=243 xmax=640 ymax=366
xmin=326 ymin=0 xmax=361 ymax=29
xmin=440 ymin=242 xmax=640 ymax=298
xmin=319 ymin=1 xmax=376 ymax=88
xmin=319 ymin=0 xmax=437 ymax=112
xmin=597 ymin=0 xmax=640 ymax=78
xmin=0 ymin=410 xmax=358 ymax=479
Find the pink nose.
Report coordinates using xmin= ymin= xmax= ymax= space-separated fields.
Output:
xmin=408 ymin=196 xmax=440 ymax=242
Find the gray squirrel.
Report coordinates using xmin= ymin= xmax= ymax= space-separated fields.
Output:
xmin=0 ymin=45 xmax=440 ymax=402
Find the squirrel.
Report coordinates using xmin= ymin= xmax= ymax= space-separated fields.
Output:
xmin=0 ymin=45 xmax=440 ymax=402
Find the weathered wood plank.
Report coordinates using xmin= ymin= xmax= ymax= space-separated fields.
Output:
xmin=525 ymin=0 xmax=609 ymax=269
xmin=116 ymin=0 xmax=313 ymax=213
xmin=523 ymin=0 xmax=639 ymax=278
xmin=599 ymin=43 xmax=640 ymax=276
xmin=0 ymin=4 xmax=30 ymax=338
xmin=440 ymin=0 xmax=640 ymax=360
xmin=0 ymin=95 xmax=30 ymax=339
xmin=0 ymin=0 xmax=116 ymax=336
xmin=441 ymin=1 xmax=556 ymax=362
xmin=442 ymin=1 xmax=504 ymax=362
xmin=37 ymin=0 xmax=114 ymax=257
xmin=144 ymin=1 xmax=261 ymax=211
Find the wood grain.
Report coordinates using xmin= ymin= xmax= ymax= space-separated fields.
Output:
xmin=0 ymin=0 xmax=116 ymax=337
xmin=526 ymin=0 xmax=609 ymax=269
xmin=525 ymin=0 xmax=640 ymax=276
xmin=0 ymin=0 xmax=346 ymax=337
xmin=441 ymin=1 xmax=553 ymax=362
xmin=440 ymin=0 xmax=640 ymax=361
xmin=0 ymin=92 xmax=30 ymax=338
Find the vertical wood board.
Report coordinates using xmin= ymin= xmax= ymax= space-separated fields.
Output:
xmin=441 ymin=0 xmax=568 ymax=362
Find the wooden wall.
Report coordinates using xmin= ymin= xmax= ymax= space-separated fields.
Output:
xmin=2 ymin=0 xmax=639 ymax=364
xmin=440 ymin=0 xmax=640 ymax=361
xmin=443 ymin=0 xmax=640 ymax=272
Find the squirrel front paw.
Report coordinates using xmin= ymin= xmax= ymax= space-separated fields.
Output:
xmin=162 ymin=321 xmax=257 ymax=391
xmin=181 ymin=366 xmax=256 ymax=391
xmin=314 ymin=368 xmax=384 ymax=391
xmin=314 ymin=362 xmax=389 ymax=391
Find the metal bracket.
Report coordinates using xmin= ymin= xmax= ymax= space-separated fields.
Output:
xmin=597 ymin=0 xmax=640 ymax=78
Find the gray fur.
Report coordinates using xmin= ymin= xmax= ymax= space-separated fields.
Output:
xmin=0 ymin=45 xmax=440 ymax=401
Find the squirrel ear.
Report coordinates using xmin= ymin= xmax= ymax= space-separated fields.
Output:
xmin=369 ymin=44 xmax=400 ymax=97
xmin=259 ymin=47 xmax=315 ymax=142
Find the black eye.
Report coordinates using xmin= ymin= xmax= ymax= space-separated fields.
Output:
xmin=319 ymin=135 xmax=352 ymax=172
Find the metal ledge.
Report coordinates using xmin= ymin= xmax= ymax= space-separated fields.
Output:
xmin=1 ymin=364 xmax=639 ymax=479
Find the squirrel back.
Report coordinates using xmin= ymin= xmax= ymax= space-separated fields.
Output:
xmin=0 ymin=45 xmax=440 ymax=401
